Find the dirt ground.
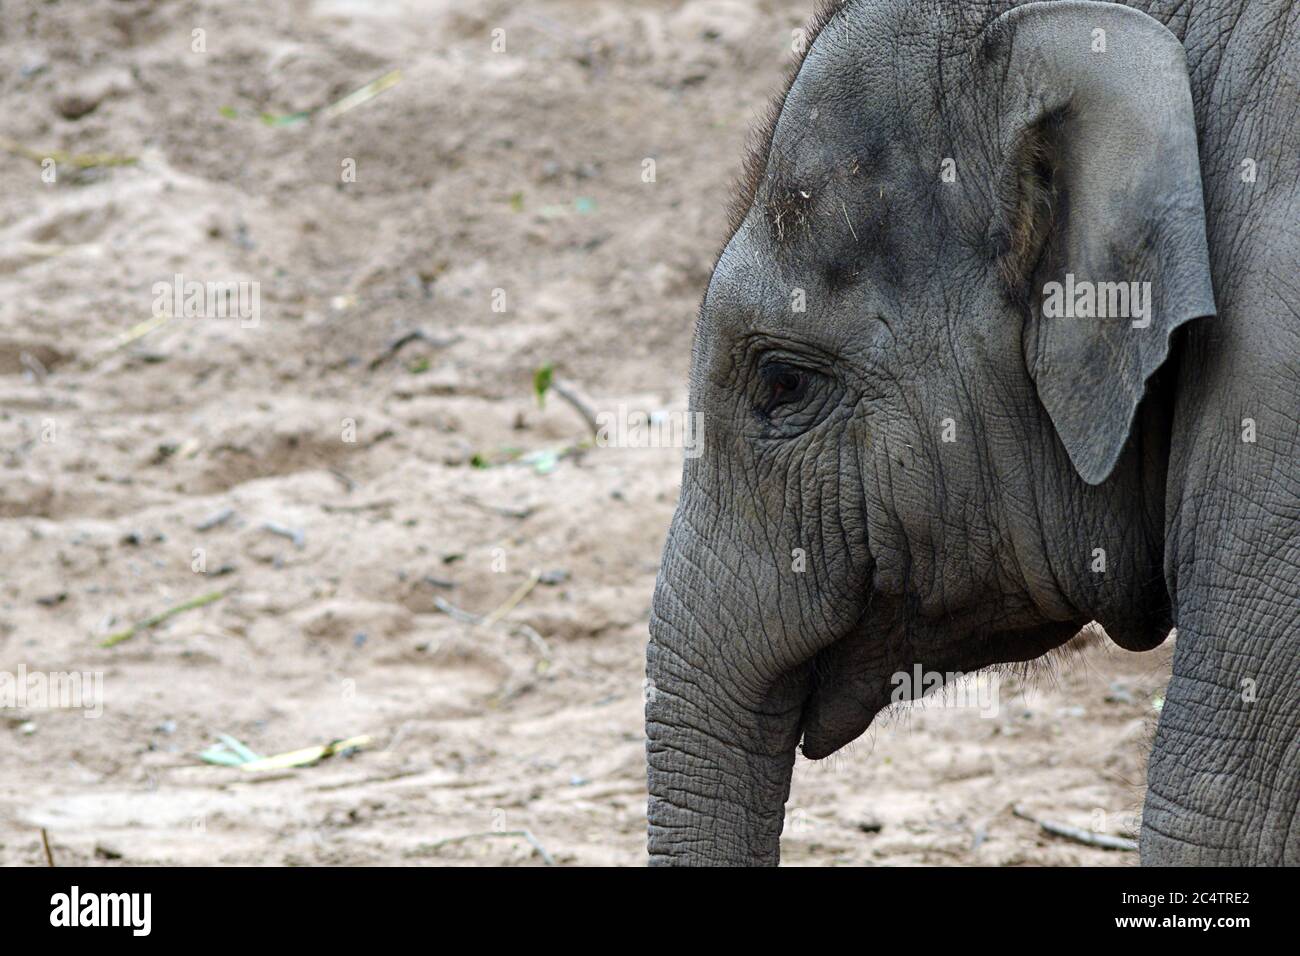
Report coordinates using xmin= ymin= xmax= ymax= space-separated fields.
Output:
xmin=0 ymin=0 xmax=1175 ymax=866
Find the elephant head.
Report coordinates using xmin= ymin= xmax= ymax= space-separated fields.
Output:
xmin=646 ymin=0 xmax=1216 ymax=865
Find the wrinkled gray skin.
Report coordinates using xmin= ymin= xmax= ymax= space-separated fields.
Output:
xmin=646 ymin=0 xmax=1298 ymax=866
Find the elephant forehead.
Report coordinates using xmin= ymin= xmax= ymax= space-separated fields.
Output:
xmin=760 ymin=97 xmax=879 ymax=228
xmin=764 ymin=14 xmax=894 ymax=188
xmin=750 ymin=66 xmax=906 ymax=275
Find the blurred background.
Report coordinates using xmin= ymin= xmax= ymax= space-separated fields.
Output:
xmin=1 ymin=0 xmax=1172 ymax=865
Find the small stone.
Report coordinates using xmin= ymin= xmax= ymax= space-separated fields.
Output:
xmin=54 ymin=89 xmax=101 ymax=119
xmin=51 ymin=70 xmax=129 ymax=120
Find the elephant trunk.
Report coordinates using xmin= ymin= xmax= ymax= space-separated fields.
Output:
xmin=644 ymin=534 xmax=805 ymax=866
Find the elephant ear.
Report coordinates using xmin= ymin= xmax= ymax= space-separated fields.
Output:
xmin=979 ymin=1 xmax=1216 ymax=484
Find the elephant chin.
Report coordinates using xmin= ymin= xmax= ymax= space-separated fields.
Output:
xmin=1103 ymin=620 xmax=1173 ymax=653
xmin=799 ymin=684 xmax=880 ymax=761
xmin=800 ymin=719 xmax=871 ymax=762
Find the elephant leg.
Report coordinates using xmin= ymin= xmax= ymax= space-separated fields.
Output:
xmin=1143 ymin=611 xmax=1299 ymax=865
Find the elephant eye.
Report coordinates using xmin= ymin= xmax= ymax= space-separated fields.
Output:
xmin=758 ymin=363 xmax=810 ymax=416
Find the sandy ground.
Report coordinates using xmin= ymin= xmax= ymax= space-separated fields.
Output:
xmin=0 ymin=0 xmax=1175 ymax=866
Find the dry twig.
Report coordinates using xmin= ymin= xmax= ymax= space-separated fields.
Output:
xmin=550 ymin=379 xmax=600 ymax=438
xmin=1012 ymin=806 xmax=1137 ymax=852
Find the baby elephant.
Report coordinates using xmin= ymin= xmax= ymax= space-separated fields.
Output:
xmin=646 ymin=0 xmax=1298 ymax=865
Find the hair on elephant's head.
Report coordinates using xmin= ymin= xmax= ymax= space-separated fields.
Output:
xmin=646 ymin=0 xmax=1216 ymax=866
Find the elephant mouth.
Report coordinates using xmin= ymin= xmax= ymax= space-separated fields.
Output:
xmin=798 ymin=619 xmax=1085 ymax=760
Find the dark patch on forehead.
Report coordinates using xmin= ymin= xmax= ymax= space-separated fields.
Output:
xmin=725 ymin=0 xmax=852 ymax=237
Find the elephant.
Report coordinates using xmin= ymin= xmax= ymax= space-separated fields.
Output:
xmin=645 ymin=0 xmax=1298 ymax=866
